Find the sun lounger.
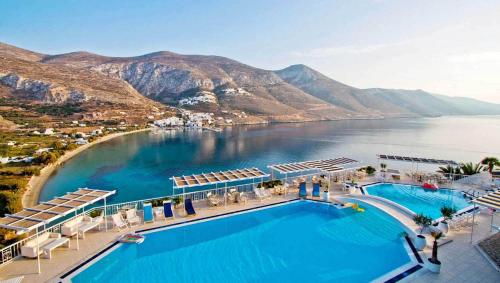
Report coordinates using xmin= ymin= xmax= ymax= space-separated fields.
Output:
xmin=125 ymin=208 xmax=141 ymax=226
xmin=312 ymin=182 xmax=320 ymax=197
xmin=262 ymin=188 xmax=272 ymax=198
xmin=143 ymin=202 xmax=154 ymax=223
xmin=21 ymin=232 xmax=67 ymax=258
xmin=254 ymin=188 xmax=267 ymax=201
xmin=184 ymin=198 xmax=196 ymax=216
xmin=42 ymin=237 xmax=70 ymax=259
xmin=299 ymin=182 xmax=307 ymax=197
xmin=163 ymin=200 xmax=174 ymax=219
xmin=78 ymin=215 xmax=103 ymax=239
xmin=61 ymin=215 xmax=84 ymax=237
xmin=111 ymin=213 xmax=129 ymax=230
xmin=207 ymin=192 xmax=223 ymax=207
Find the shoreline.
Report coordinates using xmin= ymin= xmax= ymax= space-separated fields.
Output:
xmin=23 ymin=128 xmax=151 ymax=207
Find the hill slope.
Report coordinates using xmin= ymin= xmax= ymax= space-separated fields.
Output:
xmin=1 ymin=41 xmax=499 ymax=123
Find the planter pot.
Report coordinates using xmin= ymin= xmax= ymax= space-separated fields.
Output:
xmin=437 ymin=221 xmax=449 ymax=235
xmin=322 ymin=192 xmax=330 ymax=202
xmin=413 ymin=235 xmax=427 ymax=251
xmin=427 ymin=259 xmax=441 ymax=273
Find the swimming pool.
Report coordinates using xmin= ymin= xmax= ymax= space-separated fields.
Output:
xmin=67 ymin=201 xmax=413 ymax=283
xmin=365 ymin=183 xmax=471 ymax=219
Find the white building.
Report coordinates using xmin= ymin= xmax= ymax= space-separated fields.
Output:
xmin=75 ymin=138 xmax=89 ymax=145
xmin=154 ymin=117 xmax=184 ymax=127
xmin=44 ymin=128 xmax=54 ymax=135
xmin=91 ymin=129 xmax=103 ymax=136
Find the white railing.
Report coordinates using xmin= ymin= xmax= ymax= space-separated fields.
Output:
xmin=0 ymin=183 xmax=258 ymax=267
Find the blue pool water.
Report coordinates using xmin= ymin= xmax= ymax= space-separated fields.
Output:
xmin=365 ymin=183 xmax=471 ymax=219
xmin=71 ymin=201 xmax=411 ymax=283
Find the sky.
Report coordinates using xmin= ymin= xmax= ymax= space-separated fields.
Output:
xmin=1 ymin=0 xmax=499 ymax=103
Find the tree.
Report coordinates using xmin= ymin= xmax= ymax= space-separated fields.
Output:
xmin=460 ymin=162 xmax=484 ymax=175
xmin=437 ymin=165 xmax=460 ymax=176
xmin=440 ymin=206 xmax=456 ymax=221
xmin=481 ymin=157 xmax=500 ymax=174
xmin=413 ymin=213 xmax=432 ymax=233
xmin=429 ymin=231 xmax=443 ymax=264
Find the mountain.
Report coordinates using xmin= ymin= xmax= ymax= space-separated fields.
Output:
xmin=41 ymin=50 xmax=352 ymax=122
xmin=1 ymin=41 xmax=499 ymax=125
xmin=275 ymin=64 xmax=500 ymax=117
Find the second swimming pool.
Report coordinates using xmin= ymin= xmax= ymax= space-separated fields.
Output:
xmin=365 ymin=183 xmax=471 ymax=219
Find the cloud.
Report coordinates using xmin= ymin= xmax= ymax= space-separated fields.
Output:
xmin=447 ymin=52 xmax=500 ymax=63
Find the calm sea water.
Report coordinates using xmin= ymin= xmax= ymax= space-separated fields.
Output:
xmin=40 ymin=116 xmax=500 ymax=204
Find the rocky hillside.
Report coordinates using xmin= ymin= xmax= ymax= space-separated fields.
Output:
xmin=1 ymin=41 xmax=499 ymax=124
xmin=275 ymin=64 xmax=500 ymax=117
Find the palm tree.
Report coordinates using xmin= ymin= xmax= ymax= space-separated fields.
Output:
xmin=481 ymin=157 xmax=500 ymax=174
xmin=460 ymin=162 xmax=484 ymax=175
xmin=437 ymin=165 xmax=460 ymax=175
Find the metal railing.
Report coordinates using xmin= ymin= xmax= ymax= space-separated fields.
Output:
xmin=0 ymin=183 xmax=258 ymax=267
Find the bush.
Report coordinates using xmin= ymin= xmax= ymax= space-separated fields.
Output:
xmin=364 ymin=166 xmax=376 ymax=175
xmin=35 ymin=152 xmax=58 ymax=165
xmin=65 ymin=143 xmax=78 ymax=150
xmin=151 ymin=197 xmax=171 ymax=207
xmin=0 ymin=191 xmax=23 ymax=217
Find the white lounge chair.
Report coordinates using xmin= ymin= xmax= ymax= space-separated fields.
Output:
xmin=207 ymin=192 xmax=223 ymax=207
xmin=112 ymin=213 xmax=129 ymax=230
xmin=61 ymin=215 xmax=84 ymax=237
xmin=21 ymin=232 xmax=69 ymax=259
xmin=78 ymin=215 xmax=103 ymax=239
xmin=260 ymin=188 xmax=272 ymax=198
xmin=42 ymin=237 xmax=70 ymax=259
xmin=125 ymin=208 xmax=141 ymax=226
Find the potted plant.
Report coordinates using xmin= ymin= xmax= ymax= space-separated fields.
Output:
xmin=365 ymin=166 xmax=376 ymax=175
xmin=380 ymin=163 xmax=387 ymax=172
xmin=172 ymin=195 xmax=184 ymax=209
xmin=427 ymin=231 xmax=443 ymax=273
xmin=413 ymin=213 xmax=432 ymax=250
xmin=322 ymin=183 xmax=329 ymax=201
xmin=438 ymin=206 xmax=456 ymax=235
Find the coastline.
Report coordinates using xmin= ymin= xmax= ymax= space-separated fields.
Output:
xmin=23 ymin=128 xmax=151 ymax=207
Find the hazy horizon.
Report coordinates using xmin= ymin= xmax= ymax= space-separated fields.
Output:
xmin=1 ymin=0 xmax=499 ymax=103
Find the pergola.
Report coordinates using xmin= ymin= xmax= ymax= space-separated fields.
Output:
xmin=268 ymin=157 xmax=363 ymax=184
xmin=0 ymin=188 xmax=115 ymax=274
xmin=470 ymin=191 xmax=500 ymax=242
xmin=377 ymin=154 xmax=459 ymax=166
xmin=171 ymin=168 xmax=270 ymax=203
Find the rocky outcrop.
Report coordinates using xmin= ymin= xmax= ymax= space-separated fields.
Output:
xmin=0 ymin=73 xmax=89 ymax=103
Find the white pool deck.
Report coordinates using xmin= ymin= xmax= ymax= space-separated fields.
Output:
xmin=0 ymin=185 xmax=499 ymax=283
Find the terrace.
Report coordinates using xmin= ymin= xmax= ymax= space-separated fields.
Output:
xmin=0 ymin=158 xmax=498 ymax=282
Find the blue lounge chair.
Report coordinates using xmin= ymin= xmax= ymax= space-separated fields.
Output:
xmin=163 ymin=201 xmax=174 ymax=219
xmin=184 ymin=198 xmax=196 ymax=216
xmin=299 ymin=182 xmax=307 ymax=197
xmin=312 ymin=182 xmax=320 ymax=197
xmin=143 ymin=202 xmax=154 ymax=223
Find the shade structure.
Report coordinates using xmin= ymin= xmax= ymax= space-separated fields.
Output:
xmin=472 ymin=191 xmax=500 ymax=210
xmin=268 ymin=157 xmax=360 ymax=174
xmin=470 ymin=191 xmax=499 ymax=243
xmin=171 ymin=168 xmax=269 ymax=189
xmin=0 ymin=188 xmax=115 ymax=234
xmin=377 ymin=154 xmax=459 ymax=166
xmin=0 ymin=188 xmax=115 ymax=274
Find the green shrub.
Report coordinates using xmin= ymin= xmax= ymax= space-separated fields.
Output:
xmin=0 ymin=191 xmax=22 ymax=217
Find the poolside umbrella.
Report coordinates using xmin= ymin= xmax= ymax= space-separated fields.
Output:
xmin=0 ymin=188 xmax=115 ymax=274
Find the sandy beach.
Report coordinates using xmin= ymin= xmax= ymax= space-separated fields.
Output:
xmin=23 ymin=128 xmax=151 ymax=207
